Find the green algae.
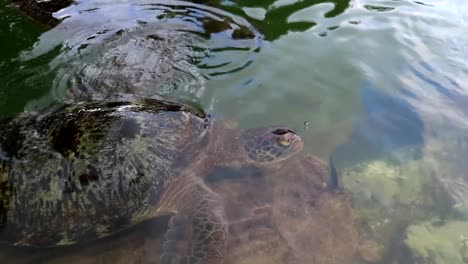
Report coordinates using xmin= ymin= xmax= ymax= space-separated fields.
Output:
xmin=340 ymin=148 xmax=451 ymax=256
xmin=405 ymin=220 xmax=468 ymax=264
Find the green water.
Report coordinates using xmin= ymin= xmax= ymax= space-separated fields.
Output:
xmin=1 ymin=0 xmax=468 ymax=263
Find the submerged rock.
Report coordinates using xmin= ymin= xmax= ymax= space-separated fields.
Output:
xmin=340 ymin=130 xmax=468 ymax=262
xmin=9 ymin=0 xmax=73 ymax=26
xmin=404 ymin=220 xmax=468 ymax=264
xmin=341 ymin=147 xmax=451 ymax=260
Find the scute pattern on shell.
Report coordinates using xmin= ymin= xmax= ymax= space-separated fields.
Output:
xmin=0 ymin=99 xmax=209 ymax=246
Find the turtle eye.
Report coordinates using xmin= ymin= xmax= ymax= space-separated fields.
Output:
xmin=272 ymin=129 xmax=288 ymax=135
xmin=277 ymin=138 xmax=291 ymax=146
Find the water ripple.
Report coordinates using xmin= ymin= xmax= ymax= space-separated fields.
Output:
xmin=19 ymin=0 xmax=262 ymax=104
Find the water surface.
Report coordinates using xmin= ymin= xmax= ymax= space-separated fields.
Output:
xmin=1 ymin=0 xmax=468 ymax=263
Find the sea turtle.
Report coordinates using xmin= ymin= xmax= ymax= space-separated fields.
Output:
xmin=0 ymin=98 xmax=303 ymax=264
xmin=1 ymin=153 xmax=369 ymax=264
xmin=206 ymin=155 xmax=365 ymax=264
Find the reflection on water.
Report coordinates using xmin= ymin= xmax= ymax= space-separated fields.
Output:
xmin=18 ymin=0 xmax=262 ymax=106
xmin=223 ymin=0 xmax=350 ymax=40
xmin=1 ymin=0 xmax=468 ymax=263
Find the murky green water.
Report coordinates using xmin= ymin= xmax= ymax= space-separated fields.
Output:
xmin=1 ymin=0 xmax=468 ymax=263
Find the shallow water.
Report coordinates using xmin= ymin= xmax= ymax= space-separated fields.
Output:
xmin=0 ymin=0 xmax=468 ymax=263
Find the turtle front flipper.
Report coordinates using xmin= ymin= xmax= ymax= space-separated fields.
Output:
xmin=160 ymin=177 xmax=227 ymax=264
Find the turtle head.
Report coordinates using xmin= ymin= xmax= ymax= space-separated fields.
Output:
xmin=239 ymin=127 xmax=303 ymax=165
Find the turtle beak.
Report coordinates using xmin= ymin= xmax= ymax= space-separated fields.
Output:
xmin=284 ymin=130 xmax=303 ymax=152
xmin=292 ymin=135 xmax=304 ymax=152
